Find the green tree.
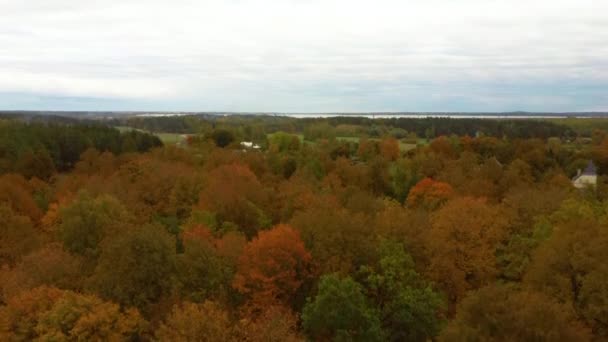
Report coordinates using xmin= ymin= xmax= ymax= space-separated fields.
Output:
xmin=176 ymin=228 xmax=229 ymax=302
xmin=210 ymin=129 xmax=235 ymax=148
xmin=360 ymin=240 xmax=445 ymax=341
xmin=302 ymin=274 xmax=384 ymax=342
xmin=525 ymin=199 xmax=608 ymax=338
xmin=58 ymin=192 xmax=132 ymax=258
xmin=89 ymin=224 xmax=176 ymax=311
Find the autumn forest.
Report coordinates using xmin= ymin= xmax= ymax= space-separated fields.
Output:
xmin=1 ymin=114 xmax=608 ymax=341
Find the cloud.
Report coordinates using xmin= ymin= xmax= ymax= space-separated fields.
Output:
xmin=1 ymin=0 xmax=607 ymax=111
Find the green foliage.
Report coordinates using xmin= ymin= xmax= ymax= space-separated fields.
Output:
xmin=58 ymin=193 xmax=131 ymax=258
xmin=209 ymin=128 xmax=235 ymax=147
xmin=360 ymin=240 xmax=445 ymax=341
xmin=176 ymin=237 xmax=229 ymax=302
xmin=2 ymin=114 xmax=607 ymax=340
xmin=389 ymin=159 xmax=420 ymax=203
xmin=89 ymin=224 xmax=176 ymax=311
xmin=0 ymin=121 xmax=162 ymax=175
xmin=497 ymin=216 xmax=553 ymax=281
xmin=302 ymin=274 xmax=385 ymax=342
xmin=268 ymin=131 xmax=301 ymax=153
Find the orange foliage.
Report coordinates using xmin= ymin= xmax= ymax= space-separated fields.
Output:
xmin=407 ymin=177 xmax=454 ymax=209
xmin=233 ymin=224 xmax=312 ymax=310
xmin=430 ymin=136 xmax=456 ymax=157
xmin=181 ymin=224 xmax=215 ymax=244
xmin=0 ymin=174 xmax=43 ymax=222
xmin=198 ymin=163 xmax=268 ymax=236
xmin=0 ymin=286 xmax=146 ymax=341
xmin=235 ymin=305 xmax=303 ymax=342
xmin=425 ymin=197 xmax=509 ymax=308
xmin=40 ymin=195 xmax=73 ymax=231
xmin=380 ymin=138 xmax=400 ymax=161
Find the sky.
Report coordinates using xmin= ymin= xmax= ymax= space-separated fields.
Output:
xmin=1 ymin=0 xmax=608 ymax=112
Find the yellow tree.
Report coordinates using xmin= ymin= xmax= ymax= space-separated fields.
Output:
xmin=440 ymin=285 xmax=591 ymax=341
xmin=155 ymin=301 xmax=234 ymax=342
xmin=425 ymin=197 xmax=509 ymax=308
xmin=0 ymin=286 xmax=147 ymax=341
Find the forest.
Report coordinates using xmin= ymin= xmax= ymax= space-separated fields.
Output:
xmin=1 ymin=114 xmax=608 ymax=341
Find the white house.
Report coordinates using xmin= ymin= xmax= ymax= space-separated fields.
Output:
xmin=572 ymin=161 xmax=597 ymax=189
xmin=240 ymin=141 xmax=261 ymax=150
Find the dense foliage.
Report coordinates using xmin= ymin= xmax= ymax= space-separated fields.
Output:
xmin=1 ymin=114 xmax=607 ymax=341
xmin=0 ymin=121 xmax=162 ymax=176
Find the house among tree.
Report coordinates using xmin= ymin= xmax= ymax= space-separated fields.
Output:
xmin=572 ymin=161 xmax=597 ymax=189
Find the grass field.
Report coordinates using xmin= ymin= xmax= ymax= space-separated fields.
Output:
xmin=155 ymin=133 xmax=184 ymax=144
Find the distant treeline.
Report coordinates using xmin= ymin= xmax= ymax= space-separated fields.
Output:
xmin=109 ymin=115 xmax=576 ymax=140
xmin=309 ymin=117 xmax=575 ymax=139
xmin=0 ymin=120 xmax=162 ymax=179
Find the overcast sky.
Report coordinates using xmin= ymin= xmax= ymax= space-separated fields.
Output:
xmin=1 ymin=0 xmax=607 ymax=112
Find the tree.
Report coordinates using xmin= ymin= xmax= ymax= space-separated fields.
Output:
xmin=198 ymin=163 xmax=269 ymax=238
xmin=360 ymin=240 xmax=445 ymax=341
xmin=0 ymin=243 xmax=83 ymax=302
xmin=234 ymin=305 xmax=303 ymax=342
xmin=525 ymin=199 xmax=608 ymax=337
xmin=425 ymin=197 xmax=509 ymax=307
xmin=233 ymin=224 xmax=312 ymax=310
xmin=440 ymin=285 xmax=591 ymax=342
xmin=268 ymin=132 xmax=301 ymax=153
xmin=89 ymin=224 xmax=176 ymax=311
xmin=58 ymin=192 xmax=131 ymax=258
xmin=155 ymin=301 xmax=234 ymax=342
xmin=406 ymin=178 xmax=454 ymax=210
xmin=429 ymin=136 xmax=456 ymax=158
xmin=594 ymin=137 xmax=608 ymax=174
xmin=15 ymin=149 xmax=56 ymax=181
xmin=379 ymin=137 xmax=400 ymax=161
xmin=210 ymin=128 xmax=235 ymax=148
xmin=0 ymin=286 xmax=147 ymax=341
xmin=290 ymin=203 xmax=377 ymax=275
xmin=302 ymin=274 xmax=385 ymax=342
xmin=0 ymin=205 xmax=39 ymax=266
xmin=389 ymin=158 xmax=420 ymax=203
xmin=357 ymin=138 xmax=379 ymax=161
xmin=0 ymin=174 xmax=43 ymax=222
xmin=176 ymin=226 xmax=232 ymax=302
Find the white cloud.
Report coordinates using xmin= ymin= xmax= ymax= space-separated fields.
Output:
xmin=1 ymin=0 xmax=607 ymax=110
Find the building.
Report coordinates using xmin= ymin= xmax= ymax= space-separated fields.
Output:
xmin=240 ymin=141 xmax=261 ymax=150
xmin=572 ymin=161 xmax=597 ymax=189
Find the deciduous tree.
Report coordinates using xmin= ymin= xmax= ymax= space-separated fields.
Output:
xmin=302 ymin=274 xmax=384 ymax=342
xmin=406 ymin=178 xmax=454 ymax=210
xmin=0 ymin=286 xmax=147 ymax=341
xmin=89 ymin=224 xmax=176 ymax=311
xmin=440 ymin=285 xmax=591 ymax=342
xmin=425 ymin=197 xmax=509 ymax=307
xmin=156 ymin=301 xmax=234 ymax=342
xmin=233 ymin=224 xmax=312 ymax=310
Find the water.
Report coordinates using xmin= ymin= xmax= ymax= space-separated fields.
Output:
xmin=282 ymin=113 xmax=587 ymax=119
